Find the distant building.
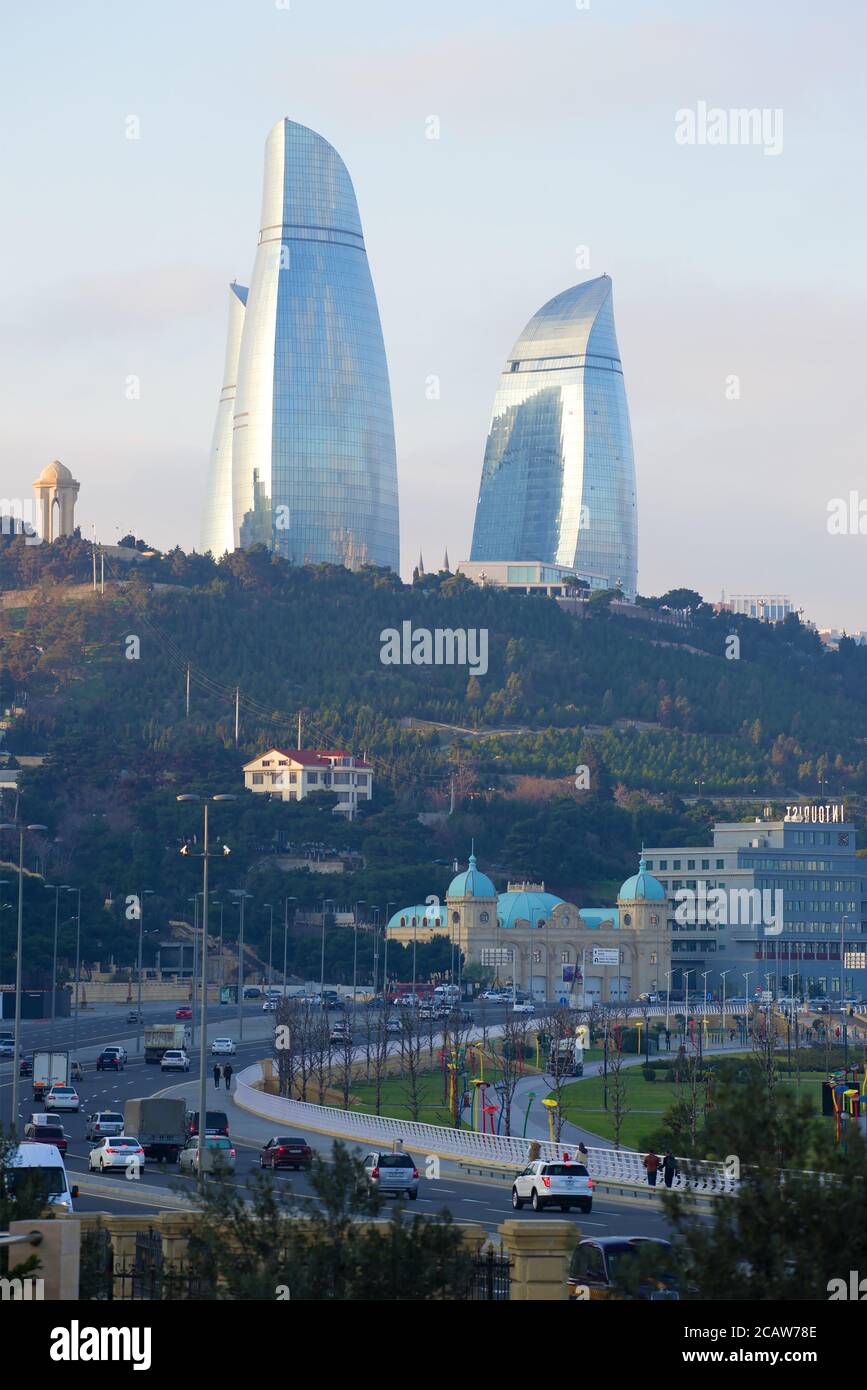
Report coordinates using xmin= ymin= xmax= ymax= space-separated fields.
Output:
xmin=243 ymin=747 xmax=373 ymax=817
xmin=469 ymin=274 xmax=638 ymax=600
xmin=32 ymin=460 xmax=79 ymax=541
xmin=721 ymin=593 xmax=795 ymax=623
xmin=457 ymin=560 xmax=595 ymax=596
xmin=386 ymin=851 xmax=667 ymax=1002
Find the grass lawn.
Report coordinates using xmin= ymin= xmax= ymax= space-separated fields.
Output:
xmin=560 ymin=1066 xmax=831 ymax=1149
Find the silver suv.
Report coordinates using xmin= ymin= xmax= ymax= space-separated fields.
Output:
xmin=85 ymin=1111 xmax=125 ymax=1140
xmin=362 ymin=1150 xmax=419 ymax=1199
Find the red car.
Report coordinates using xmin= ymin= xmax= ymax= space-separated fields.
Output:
xmin=176 ymin=1006 xmax=192 ymax=1020
xmin=259 ymin=1135 xmax=313 ymax=1171
xmin=24 ymin=1123 xmax=67 ymax=1155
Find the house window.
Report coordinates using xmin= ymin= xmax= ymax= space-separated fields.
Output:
xmin=479 ymin=911 xmax=490 ymax=923
xmin=252 ymin=773 xmax=263 ymax=785
xmin=533 ymin=950 xmax=541 ymax=963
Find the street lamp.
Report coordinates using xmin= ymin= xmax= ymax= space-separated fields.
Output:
xmin=135 ymin=890 xmax=154 ymax=1055
xmin=384 ymin=902 xmax=395 ymax=1002
xmin=177 ymin=793 xmax=236 ymax=1193
xmin=282 ymin=897 xmax=296 ymax=993
xmin=720 ymin=970 xmax=730 ymax=1038
xmin=320 ymin=898 xmax=334 ymax=1000
xmin=263 ymin=903 xmax=274 ymax=992
xmin=230 ymin=890 xmax=253 ymax=1039
xmin=0 ymin=822 xmax=48 ymax=1136
xmin=64 ymin=887 xmax=82 ymax=1051
xmin=43 ymin=883 xmax=70 ymax=1026
xmin=353 ymin=900 xmax=366 ymax=1008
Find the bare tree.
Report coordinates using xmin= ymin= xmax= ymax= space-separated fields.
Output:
xmin=399 ymin=1010 xmax=424 ymax=1121
xmin=604 ymin=1007 xmax=631 ymax=1150
xmin=497 ymin=1015 xmax=531 ymax=1135
xmin=310 ymin=1011 xmax=332 ymax=1106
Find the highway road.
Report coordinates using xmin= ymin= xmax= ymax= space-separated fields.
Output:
xmin=0 ymin=1000 xmax=695 ymax=1242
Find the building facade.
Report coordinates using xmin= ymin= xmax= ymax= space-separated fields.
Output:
xmin=643 ymin=806 xmax=867 ymax=999
xmin=386 ymin=852 xmax=667 ymax=1002
xmin=33 ymin=460 xmax=79 ymax=542
xmin=243 ymin=747 xmax=373 ymax=817
xmin=469 ymin=274 xmax=638 ymax=599
xmin=201 ymin=282 xmax=248 ymax=557
xmin=204 ymin=118 xmax=400 ymax=570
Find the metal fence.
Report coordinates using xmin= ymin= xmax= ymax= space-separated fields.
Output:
xmin=235 ymin=1063 xmax=739 ymax=1193
xmin=79 ymin=1225 xmax=210 ymax=1301
xmin=468 ymin=1247 xmax=511 ymax=1301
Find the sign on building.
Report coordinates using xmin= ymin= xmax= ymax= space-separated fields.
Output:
xmin=592 ymin=948 xmax=620 ymax=966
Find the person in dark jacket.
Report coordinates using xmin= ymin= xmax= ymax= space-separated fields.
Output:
xmin=213 ymin=1064 xmax=222 ymax=1089
xmin=223 ymin=1063 xmax=233 ymax=1090
xmin=662 ymin=1151 xmax=678 ymax=1188
xmin=643 ymin=1150 xmax=661 ymax=1187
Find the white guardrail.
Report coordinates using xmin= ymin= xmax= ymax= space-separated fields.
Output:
xmin=235 ymin=1063 xmax=737 ymax=1194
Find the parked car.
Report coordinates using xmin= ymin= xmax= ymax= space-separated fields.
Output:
xmin=258 ymin=1135 xmax=313 ymax=1170
xmin=160 ymin=1050 xmax=189 ymax=1072
xmin=96 ymin=1050 xmax=124 ymax=1072
xmin=24 ymin=1122 xmax=67 ymax=1155
xmin=210 ymin=1038 xmax=236 ymax=1055
xmin=175 ymin=1006 xmax=193 ymax=1021
xmin=178 ymin=1135 xmax=236 ymax=1175
xmin=512 ymin=1160 xmax=593 ymax=1213
xmin=568 ymin=1237 xmax=679 ymax=1300
xmin=44 ymin=1085 xmax=80 ymax=1114
xmin=85 ymin=1111 xmax=125 ymax=1141
xmin=362 ymin=1150 xmax=419 ymax=1199
xmin=88 ymin=1136 xmax=145 ymax=1174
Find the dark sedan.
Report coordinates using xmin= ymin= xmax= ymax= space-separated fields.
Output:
xmin=95 ymin=1051 xmax=123 ymax=1071
xmin=259 ymin=1136 xmax=314 ymax=1171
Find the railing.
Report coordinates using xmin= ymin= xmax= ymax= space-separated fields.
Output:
xmin=235 ymin=1063 xmax=738 ymax=1193
xmin=0 ymin=1230 xmax=43 ymax=1249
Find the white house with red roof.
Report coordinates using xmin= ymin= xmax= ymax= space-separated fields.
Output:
xmin=242 ymin=747 xmax=373 ymax=817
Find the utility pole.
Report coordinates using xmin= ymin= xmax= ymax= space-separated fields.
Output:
xmin=185 ymin=666 xmax=190 ymax=718
xmin=234 ymin=688 xmax=240 ymax=748
xmin=100 ymin=551 xmax=104 ymax=595
xmin=297 ymin=711 xmax=302 ymax=749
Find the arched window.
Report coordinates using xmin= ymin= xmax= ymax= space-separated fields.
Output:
xmin=623 ymin=912 xmax=632 ymax=926
xmin=452 ymin=911 xmax=460 ymax=925
xmin=400 ymin=917 xmax=406 ymax=927
xmin=479 ymin=911 xmax=489 ymax=923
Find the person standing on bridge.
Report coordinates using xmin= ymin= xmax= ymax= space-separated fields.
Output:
xmin=213 ymin=1063 xmax=222 ymax=1089
xmin=223 ymin=1062 xmax=233 ymax=1091
xmin=643 ymin=1150 xmax=661 ymax=1187
xmin=662 ymin=1151 xmax=678 ymax=1189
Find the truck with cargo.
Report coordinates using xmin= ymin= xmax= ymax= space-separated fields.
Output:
xmin=124 ymin=1097 xmax=187 ymax=1163
xmin=144 ymin=1023 xmax=192 ymax=1064
xmin=32 ymin=1051 xmax=69 ymax=1100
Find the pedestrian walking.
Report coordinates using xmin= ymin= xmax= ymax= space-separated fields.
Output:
xmin=223 ymin=1062 xmax=233 ymax=1090
xmin=643 ymin=1150 xmax=661 ymax=1187
xmin=577 ymin=1141 xmax=588 ymax=1159
xmin=665 ymin=1028 xmax=671 ymax=1052
xmin=729 ymin=1028 xmax=735 ymax=1043
xmin=662 ymin=1150 xmax=678 ymax=1189
xmin=213 ymin=1063 xmax=222 ymax=1089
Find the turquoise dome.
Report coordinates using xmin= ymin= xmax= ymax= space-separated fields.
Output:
xmin=618 ymin=854 xmax=666 ymax=903
xmin=387 ymin=904 xmax=447 ymax=933
xmin=448 ymin=853 xmax=495 ymax=899
xmin=497 ymin=889 xmax=564 ymax=929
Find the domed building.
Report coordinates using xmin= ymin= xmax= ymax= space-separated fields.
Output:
xmin=385 ymin=849 xmax=669 ymax=1004
xmin=33 ymin=459 xmax=80 ymax=542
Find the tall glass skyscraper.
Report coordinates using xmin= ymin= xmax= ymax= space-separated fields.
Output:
xmin=203 ymin=119 xmax=399 ymax=569
xmin=470 ymin=275 xmax=637 ymax=598
xmin=201 ymin=281 xmax=248 ymax=558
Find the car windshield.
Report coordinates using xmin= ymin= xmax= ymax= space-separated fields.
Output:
xmin=32 ymin=1127 xmax=61 ymax=1138
xmin=546 ymin=1164 xmax=589 ymax=1177
xmin=5 ymin=1167 xmax=66 ymax=1197
xmin=51 ymin=1088 xmax=74 ymax=1095
xmin=100 ymin=1114 xmax=123 ymax=1124
xmin=276 ymin=1138 xmax=304 ymax=1146
xmin=379 ymin=1154 xmax=414 ymax=1168
xmin=109 ymin=1139 xmax=141 ymax=1148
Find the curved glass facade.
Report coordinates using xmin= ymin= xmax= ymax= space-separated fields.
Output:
xmin=201 ymin=282 xmax=247 ymax=557
xmin=226 ymin=119 xmax=399 ymax=569
xmin=470 ymin=275 xmax=637 ymax=598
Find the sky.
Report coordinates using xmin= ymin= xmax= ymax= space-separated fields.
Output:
xmin=1 ymin=0 xmax=865 ymax=628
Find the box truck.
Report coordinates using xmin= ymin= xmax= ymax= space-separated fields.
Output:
xmin=32 ymin=1051 xmax=69 ymax=1100
xmin=124 ymin=1097 xmax=187 ymax=1163
xmin=144 ymin=1023 xmax=192 ymax=1064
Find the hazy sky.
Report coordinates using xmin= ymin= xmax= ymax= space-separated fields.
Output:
xmin=2 ymin=0 xmax=864 ymax=628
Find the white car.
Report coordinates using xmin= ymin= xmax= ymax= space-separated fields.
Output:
xmin=88 ymin=1135 xmax=145 ymax=1173
xmin=160 ymin=1050 xmax=190 ymax=1072
xmin=512 ymin=1159 xmax=593 ymax=1213
xmin=513 ymin=1001 xmax=534 ymax=1014
xmin=211 ymin=1038 xmax=236 ymax=1055
xmin=102 ymin=1044 xmax=128 ymax=1064
xmin=44 ymin=1085 xmax=80 ymax=1113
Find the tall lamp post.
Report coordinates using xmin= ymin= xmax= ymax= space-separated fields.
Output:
xmin=231 ymin=890 xmax=253 ymax=1039
xmin=282 ymin=897 xmax=296 ymax=993
xmin=43 ymin=883 xmax=69 ymax=1026
xmin=263 ymin=904 xmax=274 ymax=992
xmin=353 ymin=900 xmax=366 ymax=1008
xmin=177 ymin=794 xmax=235 ymax=1191
xmin=0 ymin=822 xmax=48 ymax=1136
xmin=68 ymin=887 xmax=82 ymax=1051
xmin=320 ymin=898 xmax=334 ymax=1000
xmin=384 ymin=902 xmax=395 ymax=1002
xmin=135 ymin=890 xmax=154 ymax=1055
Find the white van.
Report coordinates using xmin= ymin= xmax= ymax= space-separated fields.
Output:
xmin=6 ymin=1141 xmax=78 ymax=1214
